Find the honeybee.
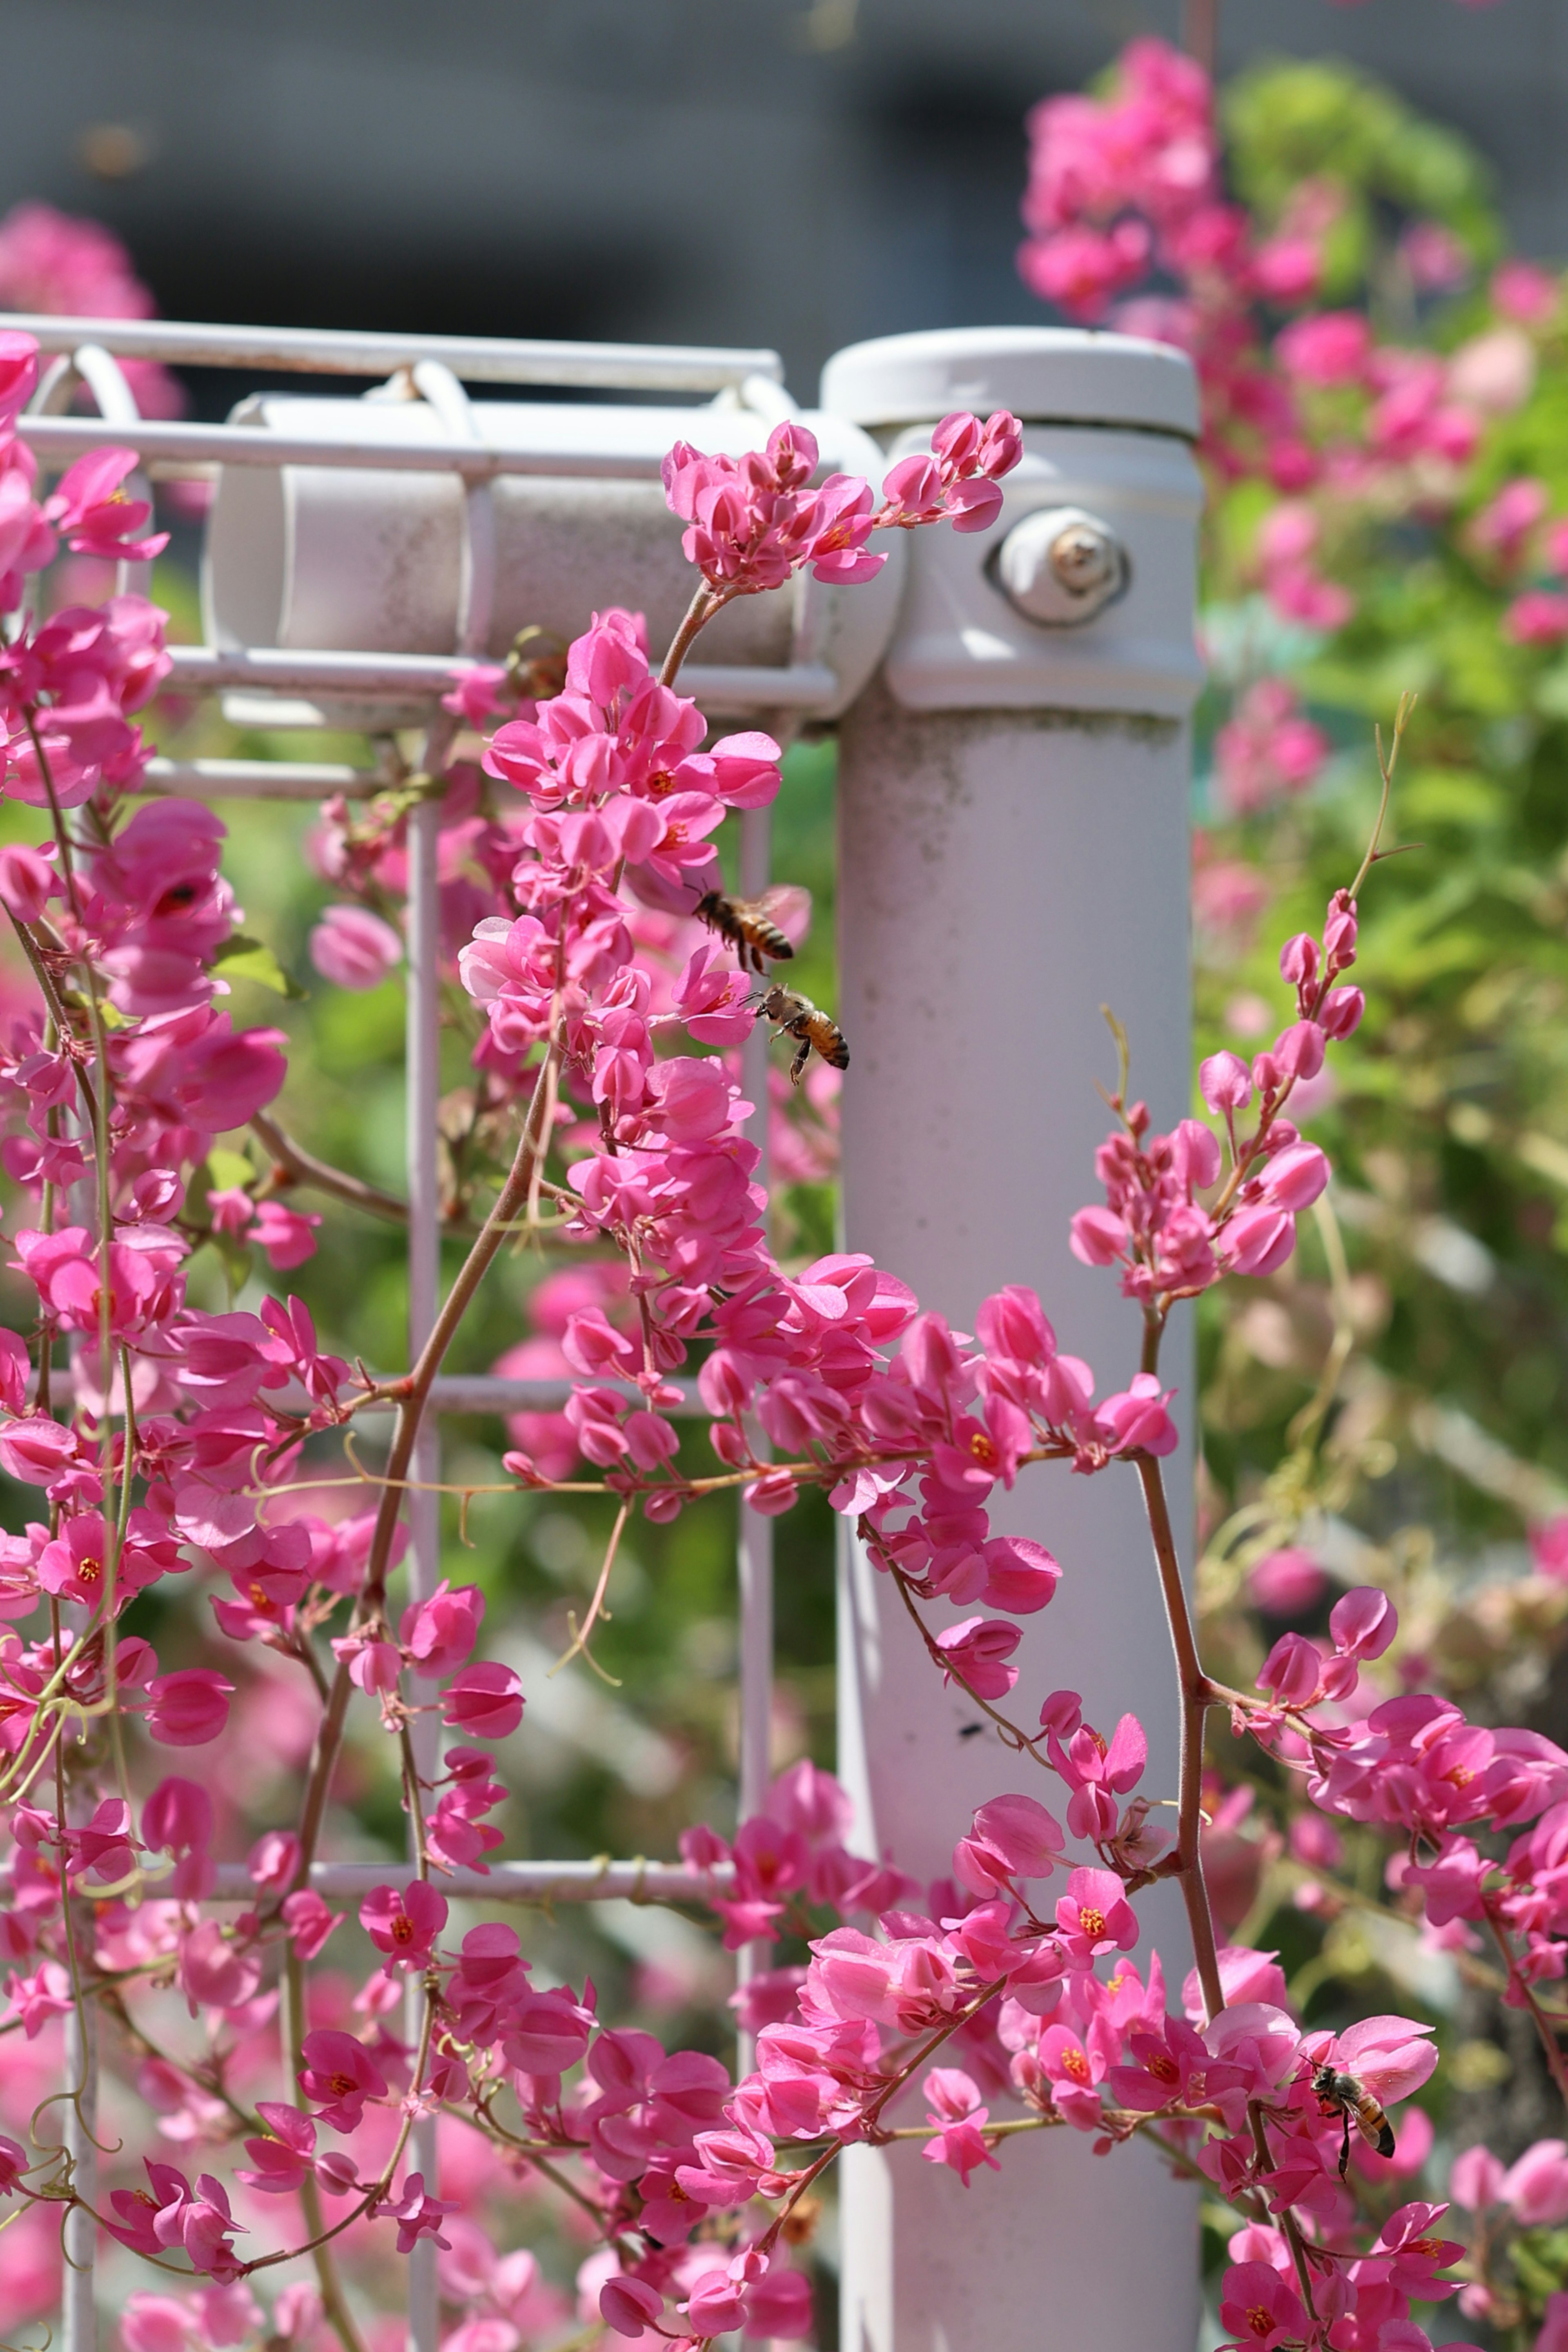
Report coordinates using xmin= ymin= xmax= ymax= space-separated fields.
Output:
xmin=761 ymin=984 xmax=849 ymax=1085
xmin=1310 ymin=2062 xmax=1394 ymax=2176
xmin=694 ymin=884 xmax=811 ymax=976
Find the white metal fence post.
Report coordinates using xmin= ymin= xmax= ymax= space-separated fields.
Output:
xmin=61 ymin=1946 xmax=98 ymax=2352
xmin=822 ymin=327 xmax=1205 ymax=2352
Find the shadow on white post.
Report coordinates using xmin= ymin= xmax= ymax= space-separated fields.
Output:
xmin=822 ymin=327 xmax=1205 ymax=2352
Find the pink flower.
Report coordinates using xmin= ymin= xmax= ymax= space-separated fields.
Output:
xmin=1492 ymin=260 xmax=1561 ymax=325
xmin=933 ymin=1615 xmax=1021 ymax=1699
xmin=144 ymin=1670 xmax=234 ymax=1747
xmin=361 ymin=1880 xmax=448 ymax=1972
xmin=310 ymin=904 xmax=403 ymax=990
xmin=1504 ymin=590 xmax=1568 ymax=646
xmin=0 ymin=844 xmax=56 ymax=926
xmin=247 ymin=1201 xmax=322 ymax=1270
xmin=1218 ymin=2261 xmax=1309 ymax=2349
xmin=1446 ymin=2143 xmax=1505 ymax=2214
xmin=1247 ymin=1548 xmax=1326 ymax=1615
xmin=1503 ymin=2140 xmax=1568 ymax=2227
xmin=236 ymin=2104 xmax=316 ymax=2196
xmin=298 ymin=2029 xmax=388 ymax=2132
xmin=599 ymin=2277 xmax=664 ymax=2338
xmin=0 ymin=2134 xmax=30 ymax=2195
xmin=1055 ymin=1864 xmax=1138 ymax=1960
xmin=1275 ymin=311 xmax=1371 ymax=386
xmin=1469 ymin=477 xmax=1549 ymax=565
xmin=1531 ymin=1519 xmax=1568 ymax=1582
xmin=1095 ymin=1373 xmax=1179 ymax=1457
xmin=441 ymin=1661 xmax=526 ymax=1740
xmin=281 ymin=1889 xmax=343 ymax=1960
xmin=400 ymin=1579 xmax=484 ymax=1678
xmin=1214 ymin=681 xmax=1331 ymax=815
xmin=376 ymin=2172 xmax=455 ymax=2253
xmin=1303 ymin=2014 xmax=1438 ymax=2108
xmin=920 ymin=2067 xmax=1000 ymax=2185
xmin=43 ymin=447 xmax=167 ymax=563
xmin=1018 ymin=219 xmax=1152 ymax=321
xmin=953 ymin=1792 xmax=1066 ymax=1893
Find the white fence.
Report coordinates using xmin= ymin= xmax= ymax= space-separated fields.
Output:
xmin=7 ymin=311 xmax=1203 ymax=2352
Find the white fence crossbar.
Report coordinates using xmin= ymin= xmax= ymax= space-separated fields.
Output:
xmin=3 ymin=310 xmax=781 ymax=2352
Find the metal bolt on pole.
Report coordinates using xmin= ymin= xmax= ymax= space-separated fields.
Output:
xmin=821 ymin=327 xmax=1205 ymax=2352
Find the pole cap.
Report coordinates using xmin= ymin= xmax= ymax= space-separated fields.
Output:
xmin=820 ymin=326 xmax=1199 ymax=440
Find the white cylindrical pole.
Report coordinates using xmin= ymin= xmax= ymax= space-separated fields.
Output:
xmin=822 ymin=328 xmax=1204 ymax=2352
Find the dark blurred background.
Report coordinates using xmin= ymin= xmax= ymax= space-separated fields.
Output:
xmin=1 ymin=0 xmax=1564 ymax=404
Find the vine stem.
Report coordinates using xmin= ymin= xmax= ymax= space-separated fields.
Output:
xmin=658 ymin=584 xmax=720 ymax=688
xmin=287 ymin=1034 xmax=563 ymax=1889
xmin=278 ymin=1945 xmax=367 ymax=2352
xmin=1484 ymin=1905 xmax=1568 ymax=2115
xmin=1131 ymin=1450 xmax=1225 ymax=2028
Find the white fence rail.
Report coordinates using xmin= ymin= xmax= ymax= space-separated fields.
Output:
xmin=4 ymin=307 xmax=1203 ymax=2352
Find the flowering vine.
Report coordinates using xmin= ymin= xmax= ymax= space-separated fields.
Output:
xmin=0 ymin=263 xmax=1558 ymax=2352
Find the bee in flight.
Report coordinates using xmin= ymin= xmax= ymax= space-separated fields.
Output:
xmin=1310 ymin=2062 xmax=1394 ymax=2176
xmin=693 ymin=885 xmax=811 ymax=976
xmin=761 ymin=985 xmax=850 ymax=1085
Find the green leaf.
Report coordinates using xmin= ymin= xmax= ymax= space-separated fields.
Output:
xmin=205 ymin=1147 xmax=253 ymax=1192
xmin=210 ymin=932 xmax=305 ymax=1000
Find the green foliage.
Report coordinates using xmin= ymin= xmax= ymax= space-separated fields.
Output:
xmin=1222 ymin=55 xmax=1500 ymax=289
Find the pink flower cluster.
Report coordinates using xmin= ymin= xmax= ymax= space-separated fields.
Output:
xmin=1213 ymin=680 xmax=1332 ymax=816
xmin=662 ymin=412 xmax=1021 ymax=601
xmin=1069 ymin=884 xmax=1362 ymax=1305
xmin=0 ymin=305 xmax=1542 ymax=2352
xmin=0 ymin=201 xmax=184 ymax=420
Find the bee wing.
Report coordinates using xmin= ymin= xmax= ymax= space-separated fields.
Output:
xmin=755 ymin=884 xmax=813 ymax=947
xmin=1354 ymin=2106 xmax=1392 ymax=2151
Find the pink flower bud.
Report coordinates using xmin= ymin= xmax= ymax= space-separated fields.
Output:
xmin=1330 ymin=1586 xmax=1397 ymax=1661
xmin=0 ymin=844 xmax=56 ymax=926
xmin=1203 ymin=1054 xmax=1250 ymax=1115
xmin=1323 ymin=891 xmax=1358 ymax=965
xmin=1246 ymin=1548 xmax=1326 ymax=1615
xmin=968 ymin=1793 xmax=1065 ymax=1878
xmin=399 ymin=1579 xmax=485 ymax=1679
xmin=931 ymin=412 xmax=982 ymax=474
xmin=1260 ymin=1141 xmax=1329 ymax=1212
xmin=978 ymin=410 xmax=1025 ymax=478
xmin=248 ymin=1829 xmax=300 ymax=1891
xmin=1503 ymin=2140 xmax=1568 ymax=2227
xmin=1272 ymin=1021 xmax=1326 ymax=1080
xmin=142 ymin=1777 xmax=213 ymax=1855
xmin=145 ymin=1669 xmax=234 ymax=1747
xmin=1450 ymin=2143 xmax=1506 ymax=2212
xmin=1319 ymin=985 xmax=1364 ymax=1039
xmin=310 ymin=904 xmax=403 ymax=991
xmin=600 ymin=2278 xmax=664 ymax=2338
xmin=1279 ymin=933 xmax=1319 ymax=988
xmin=441 ymin=1662 xmax=526 ymax=1740
xmin=1258 ymin=1631 xmax=1323 ymax=1707
xmin=1221 ymin=1203 xmax=1296 ymax=1277
xmin=1069 ymin=1205 xmax=1126 ymax=1265
xmin=934 ymin=1616 xmax=1022 ymax=1700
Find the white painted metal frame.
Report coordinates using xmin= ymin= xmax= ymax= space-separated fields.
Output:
xmin=8 ymin=316 xmax=779 ymax=2352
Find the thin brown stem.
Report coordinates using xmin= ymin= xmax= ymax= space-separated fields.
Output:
xmin=289 ymin=1038 xmax=562 ymax=1886
xmin=659 ymin=583 xmax=720 ymax=688
xmin=1485 ymin=1906 xmax=1568 ymax=2114
xmin=1133 ymin=1451 xmax=1225 ymax=2027
xmin=250 ymin=1111 xmax=414 ymax=1226
xmin=549 ymin=1498 xmax=630 ymax=1676
xmin=278 ymin=1945 xmax=366 ymax=2352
